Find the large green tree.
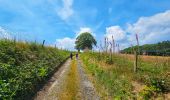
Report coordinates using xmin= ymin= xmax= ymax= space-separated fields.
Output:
xmin=75 ymin=32 xmax=97 ymax=51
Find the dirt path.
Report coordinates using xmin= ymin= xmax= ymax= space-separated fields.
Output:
xmin=34 ymin=58 xmax=100 ymax=100
xmin=34 ymin=59 xmax=71 ymax=100
xmin=77 ymin=60 xmax=100 ymax=100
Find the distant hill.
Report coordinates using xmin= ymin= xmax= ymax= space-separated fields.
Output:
xmin=121 ymin=40 xmax=170 ymax=56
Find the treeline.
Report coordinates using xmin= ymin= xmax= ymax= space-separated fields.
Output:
xmin=121 ymin=40 xmax=170 ymax=56
xmin=0 ymin=39 xmax=69 ymax=100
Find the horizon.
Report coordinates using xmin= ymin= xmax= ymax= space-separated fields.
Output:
xmin=0 ymin=0 xmax=170 ymax=50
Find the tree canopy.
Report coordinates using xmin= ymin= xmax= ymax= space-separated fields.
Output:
xmin=75 ymin=32 xmax=97 ymax=51
xmin=121 ymin=40 xmax=170 ymax=56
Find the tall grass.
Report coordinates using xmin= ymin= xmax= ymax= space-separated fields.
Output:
xmin=81 ymin=52 xmax=170 ymax=99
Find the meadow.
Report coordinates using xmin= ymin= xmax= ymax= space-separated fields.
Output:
xmin=81 ymin=52 xmax=170 ymax=99
xmin=0 ymin=39 xmax=169 ymax=100
xmin=0 ymin=39 xmax=69 ymax=100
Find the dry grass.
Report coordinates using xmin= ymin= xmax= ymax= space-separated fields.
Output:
xmin=120 ymin=54 xmax=170 ymax=63
xmin=95 ymin=60 xmax=114 ymax=71
xmin=58 ymin=59 xmax=81 ymax=100
xmin=81 ymin=52 xmax=170 ymax=99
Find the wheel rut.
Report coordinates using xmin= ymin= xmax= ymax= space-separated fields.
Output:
xmin=34 ymin=58 xmax=100 ymax=100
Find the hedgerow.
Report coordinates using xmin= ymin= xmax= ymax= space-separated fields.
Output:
xmin=0 ymin=39 xmax=69 ymax=100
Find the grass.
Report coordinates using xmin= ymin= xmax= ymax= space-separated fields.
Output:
xmin=119 ymin=54 xmax=170 ymax=63
xmin=0 ymin=39 xmax=69 ymax=100
xmin=80 ymin=52 xmax=170 ymax=99
xmin=58 ymin=59 xmax=81 ymax=100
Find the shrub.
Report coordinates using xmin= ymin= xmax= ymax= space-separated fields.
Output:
xmin=0 ymin=40 xmax=69 ymax=99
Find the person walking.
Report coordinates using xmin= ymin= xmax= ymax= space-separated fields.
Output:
xmin=70 ymin=52 xmax=73 ymax=60
xmin=76 ymin=53 xmax=78 ymax=60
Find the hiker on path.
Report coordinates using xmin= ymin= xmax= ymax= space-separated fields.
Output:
xmin=76 ymin=53 xmax=78 ymax=59
xmin=70 ymin=52 xmax=73 ymax=60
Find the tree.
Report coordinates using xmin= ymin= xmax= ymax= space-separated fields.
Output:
xmin=121 ymin=40 xmax=170 ymax=56
xmin=75 ymin=32 xmax=97 ymax=51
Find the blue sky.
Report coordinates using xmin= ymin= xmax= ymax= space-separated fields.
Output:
xmin=0 ymin=0 xmax=170 ymax=50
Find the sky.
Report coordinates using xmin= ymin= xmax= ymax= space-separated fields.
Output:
xmin=0 ymin=0 xmax=170 ymax=50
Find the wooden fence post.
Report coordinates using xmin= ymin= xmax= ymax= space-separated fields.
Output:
xmin=42 ymin=40 xmax=45 ymax=47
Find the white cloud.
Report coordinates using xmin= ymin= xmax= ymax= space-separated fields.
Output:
xmin=0 ymin=27 xmax=11 ymax=39
xmin=55 ymin=27 xmax=95 ymax=51
xmin=78 ymin=27 xmax=92 ymax=34
xmin=57 ymin=0 xmax=74 ymax=20
xmin=55 ymin=10 xmax=170 ymax=50
xmin=127 ymin=10 xmax=170 ymax=45
xmin=76 ymin=27 xmax=95 ymax=37
xmin=105 ymin=26 xmax=126 ymax=41
xmin=55 ymin=37 xmax=75 ymax=50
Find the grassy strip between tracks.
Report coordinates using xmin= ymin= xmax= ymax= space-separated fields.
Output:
xmin=58 ymin=59 xmax=81 ymax=100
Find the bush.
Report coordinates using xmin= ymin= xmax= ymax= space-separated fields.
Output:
xmin=0 ymin=39 xmax=69 ymax=100
xmin=150 ymin=75 xmax=170 ymax=92
xmin=139 ymin=85 xmax=158 ymax=99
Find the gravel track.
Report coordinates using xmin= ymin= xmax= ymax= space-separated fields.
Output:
xmin=77 ymin=60 xmax=100 ymax=100
xmin=34 ymin=58 xmax=100 ymax=100
xmin=34 ymin=59 xmax=71 ymax=100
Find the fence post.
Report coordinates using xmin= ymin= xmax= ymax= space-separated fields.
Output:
xmin=13 ymin=36 xmax=16 ymax=44
xmin=42 ymin=40 xmax=45 ymax=47
xmin=134 ymin=50 xmax=138 ymax=72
